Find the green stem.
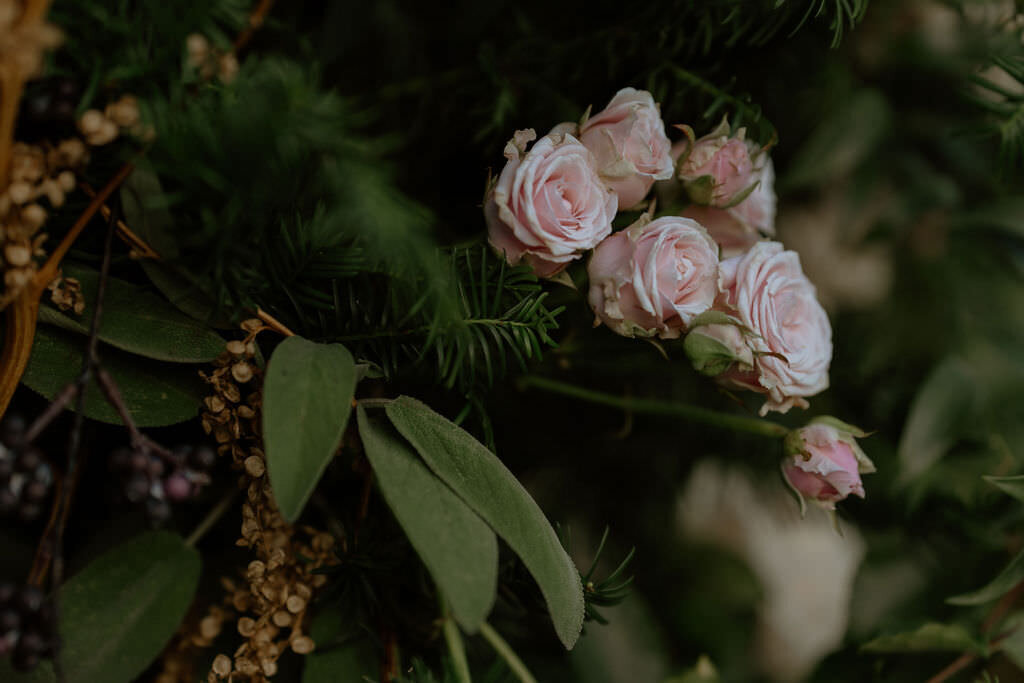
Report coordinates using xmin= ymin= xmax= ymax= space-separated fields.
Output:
xmin=479 ymin=621 xmax=537 ymax=683
xmin=185 ymin=488 xmax=239 ymax=548
xmin=519 ymin=375 xmax=788 ymax=439
xmin=440 ymin=606 xmax=472 ymax=683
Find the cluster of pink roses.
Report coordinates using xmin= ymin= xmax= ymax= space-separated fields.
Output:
xmin=485 ymin=87 xmax=829 ymax=417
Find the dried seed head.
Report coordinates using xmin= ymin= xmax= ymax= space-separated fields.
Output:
xmin=272 ymin=610 xmax=292 ymax=628
xmin=291 ymin=636 xmax=315 ymax=655
xmin=57 ymin=170 xmax=75 ymax=192
xmin=241 ymin=318 xmax=263 ymax=333
xmin=237 ymin=617 xmax=257 ymax=637
xmin=199 ymin=615 xmax=221 ymax=640
xmin=243 ymin=455 xmax=265 ymax=478
xmin=186 ymin=33 xmax=210 ymax=66
xmin=211 ymin=654 xmax=231 ymax=677
xmin=225 ymin=340 xmax=247 ymax=356
xmin=8 ymin=181 xmax=32 ymax=204
xmin=78 ymin=109 xmax=105 ymax=135
xmin=4 ymin=243 xmax=31 ymax=267
xmin=21 ymin=203 xmax=46 ymax=228
xmin=285 ymin=595 xmax=306 ymax=613
xmin=231 ymin=362 xmax=254 ymax=384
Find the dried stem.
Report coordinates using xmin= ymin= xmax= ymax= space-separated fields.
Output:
xmin=80 ymin=181 xmax=160 ymax=259
xmin=233 ymin=0 xmax=276 ymax=54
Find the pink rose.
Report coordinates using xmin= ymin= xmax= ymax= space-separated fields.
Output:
xmin=486 ymin=129 xmax=617 ymax=278
xmin=580 ymin=88 xmax=674 ymax=210
xmin=782 ymin=420 xmax=875 ymax=510
xmin=713 ymin=241 xmax=832 ymax=415
xmin=588 ymin=216 xmax=719 ymax=339
xmin=679 ymin=153 xmax=777 ymax=257
xmin=674 ymin=122 xmax=756 ymax=208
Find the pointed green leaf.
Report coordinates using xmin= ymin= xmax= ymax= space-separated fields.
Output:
xmin=302 ymin=608 xmax=378 ymax=683
xmin=22 ymin=326 xmax=204 ymax=427
xmin=984 ymin=475 xmax=1024 ymax=504
xmin=358 ymin=407 xmax=497 ymax=631
xmin=948 ymin=546 xmax=1024 ymax=605
xmin=0 ymin=531 xmax=200 ymax=683
xmin=38 ymin=263 xmax=225 ymax=363
xmin=385 ymin=396 xmax=584 ymax=649
xmin=898 ymin=357 xmax=975 ymax=482
xmin=264 ymin=336 xmax=356 ymax=521
xmin=861 ymin=622 xmax=983 ymax=654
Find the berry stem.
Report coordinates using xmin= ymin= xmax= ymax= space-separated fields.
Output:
xmin=518 ymin=375 xmax=789 ymax=438
xmin=184 ymin=487 xmax=240 ymax=548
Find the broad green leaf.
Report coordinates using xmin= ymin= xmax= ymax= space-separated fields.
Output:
xmin=22 ymin=326 xmax=205 ymax=427
xmin=898 ymin=357 xmax=975 ymax=482
xmin=121 ymin=165 xmax=230 ymax=326
xmin=264 ymin=336 xmax=356 ymax=522
xmin=358 ymin=407 xmax=497 ymax=631
xmin=949 ymin=198 xmax=1024 ymax=240
xmin=984 ymin=474 xmax=1024 ymax=504
xmin=39 ymin=263 xmax=225 ymax=363
xmin=948 ymin=546 xmax=1024 ymax=605
xmin=0 ymin=531 xmax=200 ymax=683
xmin=861 ymin=622 xmax=983 ymax=654
xmin=385 ymin=396 xmax=585 ymax=649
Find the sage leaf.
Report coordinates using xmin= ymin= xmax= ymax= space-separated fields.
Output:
xmin=385 ymin=396 xmax=584 ymax=649
xmin=358 ymin=406 xmax=497 ymax=631
xmin=0 ymin=532 xmax=200 ymax=683
xmin=861 ymin=622 xmax=983 ymax=654
xmin=899 ymin=357 xmax=975 ymax=482
xmin=263 ymin=336 xmax=356 ymax=522
xmin=22 ymin=326 xmax=205 ymax=427
xmin=948 ymin=546 xmax=1024 ymax=605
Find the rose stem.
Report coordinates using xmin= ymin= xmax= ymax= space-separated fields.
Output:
xmin=517 ymin=375 xmax=788 ymax=439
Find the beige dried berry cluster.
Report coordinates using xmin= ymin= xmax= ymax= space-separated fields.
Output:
xmin=0 ymin=1 xmax=61 ymax=80
xmin=159 ymin=323 xmax=336 ymax=681
xmin=186 ymin=33 xmax=239 ymax=84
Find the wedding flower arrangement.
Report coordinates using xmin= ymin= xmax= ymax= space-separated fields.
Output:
xmin=0 ymin=2 xmax=1022 ymax=683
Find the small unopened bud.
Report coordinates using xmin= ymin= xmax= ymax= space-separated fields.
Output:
xmin=78 ymin=109 xmax=105 ymax=136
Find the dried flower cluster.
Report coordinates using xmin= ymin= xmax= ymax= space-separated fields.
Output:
xmin=45 ymin=273 xmax=82 ymax=313
xmin=186 ymin=33 xmax=240 ymax=84
xmin=158 ymin=322 xmax=336 ymax=681
xmin=0 ymin=1 xmax=61 ymax=80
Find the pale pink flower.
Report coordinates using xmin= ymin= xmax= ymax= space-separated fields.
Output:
xmin=782 ymin=421 xmax=875 ymax=509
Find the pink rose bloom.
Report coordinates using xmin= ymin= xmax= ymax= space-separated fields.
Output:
xmin=679 ymin=153 xmax=777 ymax=257
xmin=675 ymin=122 xmax=755 ymax=208
xmin=580 ymin=88 xmax=674 ymax=210
xmin=588 ymin=216 xmax=719 ymax=339
xmin=714 ymin=241 xmax=832 ymax=415
xmin=782 ymin=421 xmax=875 ymax=510
xmin=486 ymin=129 xmax=617 ymax=277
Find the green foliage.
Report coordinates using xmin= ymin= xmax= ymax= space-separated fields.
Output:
xmin=37 ymin=262 xmax=225 ymax=363
xmin=861 ymin=622 xmax=985 ymax=654
xmin=357 ymin=406 xmax=498 ymax=631
xmin=0 ymin=532 xmax=200 ymax=683
xmin=949 ymin=547 xmax=1024 ymax=606
xmin=385 ymin=396 xmax=585 ymax=650
xmin=22 ymin=326 xmax=206 ymax=426
xmin=263 ymin=336 xmax=356 ymax=521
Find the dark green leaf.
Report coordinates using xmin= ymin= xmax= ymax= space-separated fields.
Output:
xmin=861 ymin=622 xmax=983 ymax=654
xmin=263 ymin=336 xmax=356 ymax=522
xmin=385 ymin=396 xmax=584 ymax=649
xmin=302 ymin=609 xmax=377 ymax=683
xmin=39 ymin=263 xmax=225 ymax=363
xmin=0 ymin=532 xmax=199 ymax=683
xmin=984 ymin=475 xmax=1024 ymax=504
xmin=948 ymin=547 xmax=1024 ymax=605
xmin=21 ymin=326 xmax=205 ymax=427
xmin=358 ymin=406 xmax=497 ymax=631
xmin=899 ymin=357 xmax=975 ymax=482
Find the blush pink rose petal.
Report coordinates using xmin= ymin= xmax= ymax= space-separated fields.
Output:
xmin=675 ymin=122 xmax=756 ymax=208
xmin=715 ymin=241 xmax=832 ymax=415
xmin=486 ymin=129 xmax=617 ymax=278
xmin=580 ymin=88 xmax=674 ymax=209
xmin=588 ymin=216 xmax=719 ymax=339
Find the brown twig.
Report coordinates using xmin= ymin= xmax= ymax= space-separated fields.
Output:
xmin=79 ymin=181 xmax=160 ymax=260
xmin=254 ymin=306 xmax=296 ymax=337
xmin=233 ymin=0 xmax=275 ymax=54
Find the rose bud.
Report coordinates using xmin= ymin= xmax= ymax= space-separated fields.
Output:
xmin=486 ymin=128 xmax=617 ymax=278
xmin=579 ymin=88 xmax=674 ymax=209
xmin=684 ymin=318 xmax=754 ymax=376
xmin=675 ymin=120 xmax=758 ymax=209
xmin=782 ymin=418 xmax=875 ymax=511
xmin=713 ymin=241 xmax=832 ymax=415
xmin=680 ymin=153 xmax=777 ymax=257
xmin=588 ymin=216 xmax=719 ymax=339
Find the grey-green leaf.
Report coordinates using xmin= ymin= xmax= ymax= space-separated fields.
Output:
xmin=358 ymin=406 xmax=497 ymax=631
xmin=861 ymin=622 xmax=983 ymax=654
xmin=263 ymin=336 xmax=356 ymax=522
xmin=984 ymin=475 xmax=1024 ymax=504
xmin=302 ymin=608 xmax=378 ymax=683
xmin=385 ymin=396 xmax=584 ymax=649
xmin=898 ymin=357 xmax=975 ymax=483
xmin=948 ymin=547 xmax=1024 ymax=605
xmin=0 ymin=531 xmax=200 ymax=683
xmin=39 ymin=263 xmax=225 ymax=363
xmin=22 ymin=326 xmax=205 ymax=427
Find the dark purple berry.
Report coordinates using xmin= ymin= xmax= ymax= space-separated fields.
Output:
xmin=18 ymin=631 xmax=45 ymax=655
xmin=15 ymin=586 xmax=43 ymax=613
xmin=164 ymin=473 xmax=193 ymax=502
xmin=124 ymin=474 xmax=150 ymax=503
xmin=145 ymin=498 xmax=171 ymax=523
xmin=23 ymin=479 xmax=48 ymax=503
xmin=0 ymin=582 xmax=15 ymax=604
xmin=0 ymin=415 xmax=26 ymax=447
xmin=0 ymin=489 xmax=17 ymax=514
xmin=17 ymin=504 xmax=42 ymax=522
xmin=0 ymin=456 xmax=12 ymax=481
xmin=128 ymin=451 xmax=148 ymax=473
xmin=189 ymin=445 xmax=217 ymax=470
xmin=15 ymin=447 xmax=42 ymax=473
xmin=53 ymin=76 xmax=80 ymax=101
xmin=109 ymin=448 xmax=131 ymax=471
xmin=49 ymin=98 xmax=75 ymax=123
xmin=0 ymin=607 xmax=19 ymax=632
xmin=146 ymin=456 xmax=165 ymax=479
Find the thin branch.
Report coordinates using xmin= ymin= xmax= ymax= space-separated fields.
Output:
xmin=478 ymin=621 xmax=538 ymax=683
xmin=233 ymin=0 xmax=275 ymax=54
xmin=185 ymin=487 xmax=240 ymax=548
xmin=518 ymin=375 xmax=789 ymax=439
xmin=79 ymin=181 xmax=160 ymax=260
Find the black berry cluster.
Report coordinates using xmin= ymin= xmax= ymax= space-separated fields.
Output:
xmin=16 ymin=76 xmax=81 ymax=142
xmin=0 ymin=416 xmax=53 ymax=522
xmin=110 ymin=444 xmax=215 ymax=523
xmin=0 ymin=583 xmax=57 ymax=672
